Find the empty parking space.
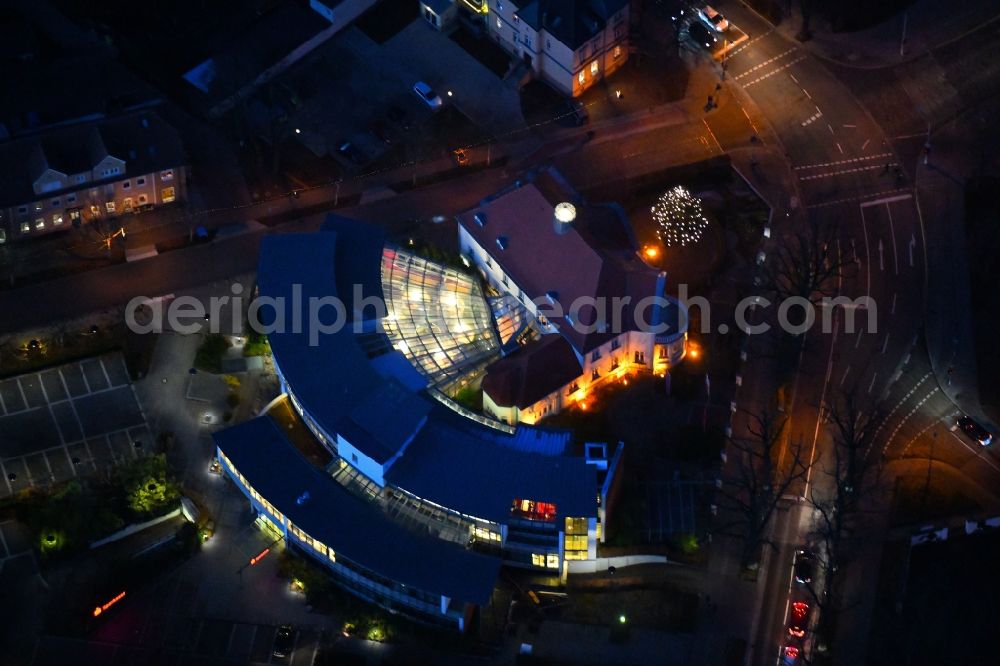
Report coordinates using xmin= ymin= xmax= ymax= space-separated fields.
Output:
xmin=39 ymin=369 xmax=68 ymax=402
xmin=0 ymin=353 xmax=149 ymax=498
xmin=60 ymin=364 xmax=89 ymax=397
xmin=0 ymin=378 xmax=26 ymax=413
xmin=249 ymin=625 xmax=277 ymax=663
xmin=81 ymin=358 xmax=110 ymax=392
xmin=18 ymin=375 xmax=46 ymax=408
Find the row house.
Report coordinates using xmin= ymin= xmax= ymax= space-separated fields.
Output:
xmin=0 ymin=111 xmax=186 ymax=245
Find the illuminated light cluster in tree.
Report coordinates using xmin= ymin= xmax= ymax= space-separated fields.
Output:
xmin=651 ymin=186 xmax=709 ymax=247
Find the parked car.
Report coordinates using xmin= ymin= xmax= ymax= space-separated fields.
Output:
xmin=793 ymin=550 xmax=816 ymax=585
xmin=699 ymin=5 xmax=730 ymax=32
xmin=337 ymin=141 xmax=365 ymax=165
xmin=272 ymin=624 xmax=294 ymax=658
xmin=371 ymin=121 xmax=394 ymax=145
xmin=687 ymin=21 xmax=717 ymax=50
xmin=781 ymin=645 xmax=801 ymax=665
xmin=787 ymin=602 xmax=811 ymax=638
xmin=386 ymin=104 xmax=412 ymax=130
xmin=413 ymin=81 xmax=443 ymax=110
xmin=958 ymin=416 xmax=993 ymax=446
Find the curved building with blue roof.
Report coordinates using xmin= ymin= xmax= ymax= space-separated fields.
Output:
xmin=214 ymin=213 xmax=624 ymax=630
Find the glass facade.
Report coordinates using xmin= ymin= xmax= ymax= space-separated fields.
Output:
xmin=381 ymin=247 xmax=500 ymax=395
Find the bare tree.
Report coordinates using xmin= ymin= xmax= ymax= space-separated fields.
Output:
xmin=807 ymin=389 xmax=887 ymax=652
xmin=763 ymin=221 xmax=855 ymax=308
xmin=716 ymin=408 xmax=811 ymax=570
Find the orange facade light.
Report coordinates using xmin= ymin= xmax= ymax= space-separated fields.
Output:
xmin=643 ymin=246 xmax=660 ymax=260
xmin=92 ymin=590 xmax=126 ymax=617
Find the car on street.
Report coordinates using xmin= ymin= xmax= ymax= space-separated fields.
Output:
xmin=272 ymin=624 xmax=294 ymax=658
xmin=699 ymin=5 xmax=730 ymax=32
xmin=781 ymin=645 xmax=801 ymax=665
xmin=687 ymin=21 xmax=717 ymax=50
xmin=337 ymin=141 xmax=365 ymax=165
xmin=957 ymin=416 xmax=993 ymax=446
xmin=413 ymin=81 xmax=443 ymax=110
xmin=787 ymin=601 xmax=811 ymax=638
xmin=793 ymin=549 xmax=816 ymax=585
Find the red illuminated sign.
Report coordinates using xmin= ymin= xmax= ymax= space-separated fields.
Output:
xmin=92 ymin=591 xmax=126 ymax=617
xmin=249 ymin=547 xmax=271 ymax=566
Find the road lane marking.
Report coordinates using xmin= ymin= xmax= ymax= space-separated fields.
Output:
xmin=882 ymin=333 xmax=890 ymax=354
xmin=881 ymin=387 xmax=940 ymax=455
xmin=886 ymin=203 xmax=899 ymax=274
xmin=741 ymin=56 xmax=807 ymax=88
xmin=794 ymin=152 xmax=893 ymax=171
xmin=843 ymin=124 xmax=856 ymax=128
xmin=840 ymin=366 xmax=850 ymax=386
xmin=733 ymin=47 xmax=797 ymax=80
xmin=868 ymin=372 xmax=878 ymax=394
xmin=807 ymin=188 xmax=912 ymax=209
xmin=801 ymin=108 xmax=823 ymax=126
xmin=799 ymin=163 xmax=895 ymax=180
xmin=836 ymin=142 xmax=844 ymax=154
xmin=861 ymin=138 xmax=871 ymax=150
xmin=859 ymin=203 xmax=872 ymax=299
xmin=803 ymin=88 xmax=812 ymax=99
xmin=892 ymin=292 xmax=897 ymax=314
xmin=702 ymin=118 xmax=723 ymax=153
xmin=828 ymin=123 xmax=835 ymax=135
xmin=860 ymin=193 xmax=912 ymax=207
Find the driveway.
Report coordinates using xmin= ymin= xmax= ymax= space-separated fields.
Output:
xmin=381 ymin=20 xmax=526 ymax=134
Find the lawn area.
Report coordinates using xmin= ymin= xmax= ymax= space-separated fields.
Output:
xmin=539 ymin=373 xmax=723 ymax=466
xmin=559 ymin=584 xmax=699 ymax=632
xmin=194 ymin=333 xmax=232 ymax=372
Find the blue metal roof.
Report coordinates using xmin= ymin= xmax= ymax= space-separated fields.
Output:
xmin=387 ymin=406 xmax=597 ymax=523
xmin=214 ymin=416 xmax=501 ymax=606
xmin=257 ymin=228 xmax=427 ymax=464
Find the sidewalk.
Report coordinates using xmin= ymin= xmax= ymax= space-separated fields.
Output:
xmin=915 ymin=99 xmax=995 ymax=428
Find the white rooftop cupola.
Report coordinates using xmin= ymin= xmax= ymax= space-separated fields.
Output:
xmin=553 ymin=202 xmax=576 ymax=235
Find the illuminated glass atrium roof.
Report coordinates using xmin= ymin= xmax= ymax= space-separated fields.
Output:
xmin=381 ymin=247 xmax=500 ymax=395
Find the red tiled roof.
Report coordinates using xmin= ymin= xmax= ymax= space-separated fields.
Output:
xmin=458 ymin=182 xmax=662 ymax=353
xmin=482 ymin=335 xmax=582 ymax=409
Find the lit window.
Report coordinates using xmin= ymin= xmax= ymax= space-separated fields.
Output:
xmin=160 ymin=169 xmax=174 ymax=181
xmin=496 ymin=17 xmax=501 ymax=29
xmin=614 ymin=45 xmax=622 ymax=59
xmin=546 ymin=553 xmax=559 ymax=569
xmin=34 ymin=203 xmax=43 ymax=212
xmin=0 ymin=229 xmax=6 ymax=243
xmin=35 ymin=218 xmax=45 ymax=230
xmin=531 ymin=553 xmax=546 ymax=567
xmin=161 ymin=187 xmax=176 ymax=203
xmin=590 ymin=60 xmax=599 ymax=76
xmin=20 ymin=222 xmax=30 ymax=233
xmin=497 ymin=0 xmax=502 ymax=9
xmin=138 ymin=194 xmax=149 ymax=205
xmin=513 ymin=12 xmax=519 ymax=23
xmin=53 ymin=214 xmax=63 ymax=226
xmin=105 ymin=201 xmax=116 ymax=213
xmin=578 ymin=70 xmax=585 ymax=85
xmin=69 ymin=210 xmax=81 ymax=221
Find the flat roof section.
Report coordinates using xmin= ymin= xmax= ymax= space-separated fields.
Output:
xmin=214 ymin=416 xmax=501 ymax=606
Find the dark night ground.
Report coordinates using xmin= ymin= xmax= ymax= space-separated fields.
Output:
xmin=868 ymin=528 xmax=1000 ymax=665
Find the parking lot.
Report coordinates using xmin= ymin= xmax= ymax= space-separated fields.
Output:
xmin=0 ymin=353 xmax=151 ymax=498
